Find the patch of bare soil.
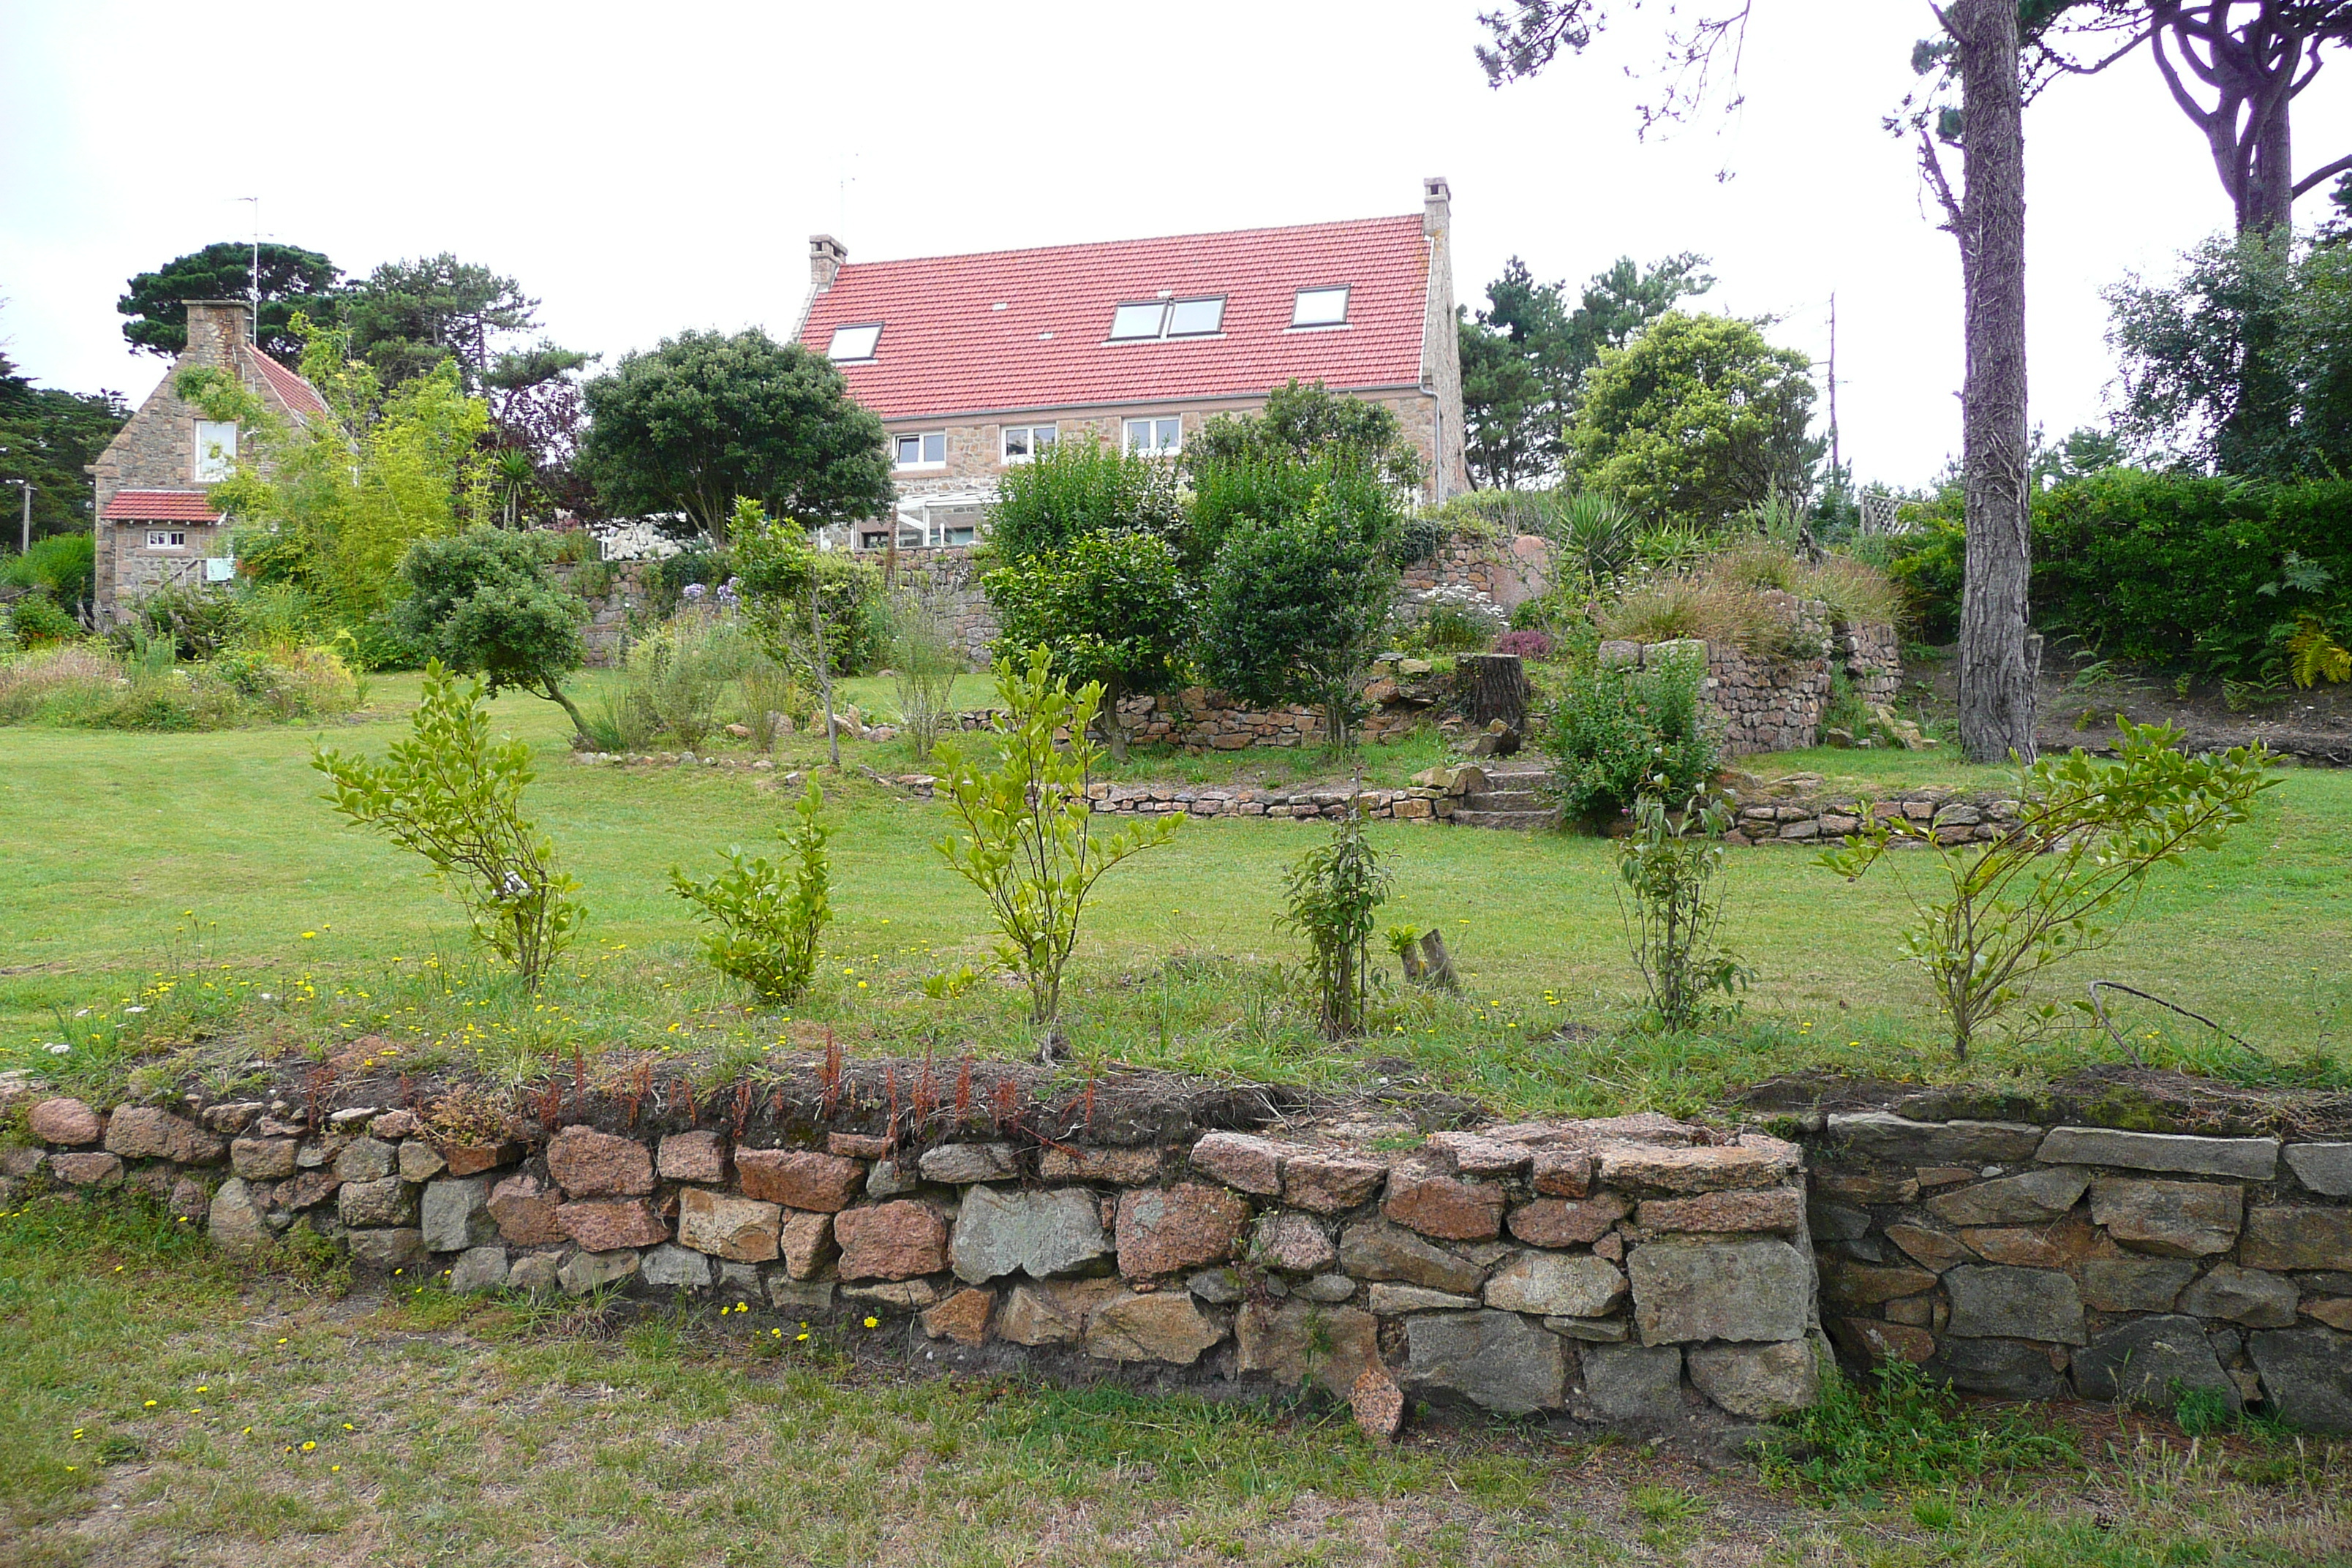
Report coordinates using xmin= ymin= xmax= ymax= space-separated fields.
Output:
xmin=1913 ymin=641 xmax=2352 ymax=764
xmin=1741 ymin=1063 xmax=2352 ymax=1139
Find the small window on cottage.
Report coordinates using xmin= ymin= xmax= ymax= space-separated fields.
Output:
xmin=1123 ymin=417 xmax=1181 ymax=456
xmin=1291 ymin=287 xmax=1350 ymax=328
xmin=894 ymin=431 xmax=947 ymax=468
xmin=194 ymin=420 xmax=238 ymax=480
xmin=1000 ymin=424 xmax=1057 ymax=463
xmin=827 ymin=323 xmax=883 ymax=361
xmin=146 ymin=529 xmax=187 ymax=550
xmin=1108 ymin=302 xmax=1167 ymax=341
xmin=1164 ymin=296 xmax=1224 ymax=336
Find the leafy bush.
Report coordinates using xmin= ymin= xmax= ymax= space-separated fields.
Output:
xmin=393 ymin=527 xmax=593 ymax=739
xmin=4 ymin=592 xmax=80 ymax=647
xmin=1184 ymin=379 xmax=1425 ymax=492
xmin=986 ymin=437 xmax=1185 ymax=565
xmin=314 ymin=661 xmax=585 ymax=990
xmin=118 ymin=583 xmax=238 ymax=660
xmin=932 ymin=648 xmax=1180 ymax=1027
xmin=1200 ymin=482 xmax=1401 ymax=749
xmin=1275 ymin=804 xmax=1390 ymax=1036
xmin=2033 ymin=471 xmax=2352 ymax=679
xmin=671 ymin=783 xmax=833 ymax=1002
xmin=0 ymin=534 xmax=97 ymax=603
xmin=1492 ymin=629 xmax=1556 ymax=659
xmin=1186 ymin=451 xmax=1399 ymax=576
xmin=1540 ymin=645 xmax=1720 ymax=826
xmin=1616 ymin=792 xmax=1749 ymax=1030
xmin=1822 ymin=718 xmax=2274 ymax=1059
xmin=984 ymin=530 xmax=1192 ymax=758
xmin=1391 ymin=584 xmax=1505 ymax=656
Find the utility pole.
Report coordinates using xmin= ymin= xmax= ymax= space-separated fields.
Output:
xmin=7 ymin=479 xmax=31 ymax=555
xmin=1826 ymin=293 xmax=1841 ymax=481
xmin=238 ymin=196 xmax=261 ymax=341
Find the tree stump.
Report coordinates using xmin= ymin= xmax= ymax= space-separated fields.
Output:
xmin=1458 ymin=654 xmax=1532 ymax=731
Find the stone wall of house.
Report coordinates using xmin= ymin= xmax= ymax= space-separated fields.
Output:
xmin=1799 ymin=1112 xmax=2351 ymax=1432
xmin=7 ymin=1091 xmax=1823 ymax=1434
xmin=12 ymin=1085 xmax=2346 ymax=1433
xmin=1600 ymin=599 xmax=1902 ymax=758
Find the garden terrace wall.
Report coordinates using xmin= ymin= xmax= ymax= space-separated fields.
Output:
xmin=1800 ymin=1111 xmax=2352 ymax=1432
xmin=1600 ymin=598 xmax=1902 ymax=758
xmin=1716 ymin=777 xmax=2020 ymax=848
xmin=4 ymin=1091 xmax=1825 ymax=1436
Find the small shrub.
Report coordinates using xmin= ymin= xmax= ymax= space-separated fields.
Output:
xmin=1615 ymin=792 xmax=1749 ymax=1030
xmin=3 ymin=592 xmax=81 ymax=647
xmin=119 ymin=582 xmax=238 ymax=660
xmin=933 ymin=648 xmax=1180 ymax=1027
xmin=1392 ymin=585 xmax=1504 ymax=655
xmin=671 ymin=783 xmax=834 ymax=1002
xmin=1822 ymin=718 xmax=2274 ymax=1059
xmin=1540 ymin=645 xmax=1721 ymax=825
xmin=314 ymin=661 xmax=585 ymax=990
xmin=1274 ymin=803 xmax=1390 ymax=1036
xmin=0 ymin=533 xmax=97 ymax=603
xmin=886 ymin=583 xmax=964 ymax=759
xmin=1492 ymin=629 xmax=1555 ymax=660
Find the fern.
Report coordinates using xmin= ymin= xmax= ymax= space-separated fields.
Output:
xmin=2288 ymin=614 xmax=2352 ymax=689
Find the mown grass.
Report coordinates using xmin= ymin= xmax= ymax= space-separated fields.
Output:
xmin=1 ymin=1193 xmax=2342 ymax=1567
xmin=4 ymin=672 xmax=2349 ymax=1116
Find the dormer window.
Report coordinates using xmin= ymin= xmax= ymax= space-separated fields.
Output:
xmin=827 ymin=323 xmax=883 ymax=361
xmin=1107 ymin=297 xmax=1225 ymax=342
xmin=194 ymin=421 xmax=238 ymax=480
xmin=1291 ymin=287 xmax=1351 ymax=328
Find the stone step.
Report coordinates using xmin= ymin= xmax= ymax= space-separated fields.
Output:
xmin=1462 ymin=789 xmax=1548 ymax=811
xmin=1449 ymin=807 xmax=1561 ymax=832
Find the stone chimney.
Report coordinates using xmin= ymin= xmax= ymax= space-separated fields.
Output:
xmin=1422 ymin=176 xmax=1451 ymax=239
xmin=809 ymin=235 xmax=847 ymax=292
xmin=181 ymin=299 xmax=251 ymax=366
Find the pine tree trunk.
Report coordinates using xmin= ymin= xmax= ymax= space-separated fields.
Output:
xmin=1955 ymin=0 xmax=2038 ymax=766
xmin=1458 ymin=653 xmax=1532 ymax=731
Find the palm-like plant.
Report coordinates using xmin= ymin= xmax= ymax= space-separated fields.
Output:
xmin=491 ymin=448 xmax=540 ymax=529
xmin=1548 ymin=489 xmax=1635 ymax=592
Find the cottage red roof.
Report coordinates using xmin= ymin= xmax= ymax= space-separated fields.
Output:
xmin=102 ymin=490 xmax=224 ymax=522
xmin=246 ymin=348 xmax=329 ymax=421
xmin=797 ymin=214 xmax=1432 ymax=421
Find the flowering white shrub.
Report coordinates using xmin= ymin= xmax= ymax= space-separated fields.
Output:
xmin=595 ymin=519 xmax=688 ymax=562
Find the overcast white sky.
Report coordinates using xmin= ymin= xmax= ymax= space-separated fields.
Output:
xmin=4 ymin=1 xmax=2347 ymax=489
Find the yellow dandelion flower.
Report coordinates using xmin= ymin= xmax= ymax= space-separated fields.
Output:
xmin=863 ymin=1316 xmax=879 ymax=1329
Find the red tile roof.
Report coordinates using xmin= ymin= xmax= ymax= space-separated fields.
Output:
xmin=797 ymin=214 xmax=1432 ymax=421
xmin=245 ymin=347 xmax=329 ymax=421
xmin=102 ymin=490 xmax=224 ymax=522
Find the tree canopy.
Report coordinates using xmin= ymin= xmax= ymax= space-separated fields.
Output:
xmin=1458 ymin=253 xmax=1712 ymax=488
xmin=1184 ymin=378 xmax=1425 ymax=490
xmin=577 ymin=328 xmax=894 ymax=535
xmin=984 ymin=530 xmax=1194 ymax=756
xmin=0 ymin=347 xmax=128 ymax=543
xmin=391 ymin=526 xmax=592 ymax=737
xmin=342 ymin=254 xmax=584 ymax=393
xmin=117 ymin=241 xmax=342 ymax=363
xmin=1569 ymin=310 xmax=1823 ymax=527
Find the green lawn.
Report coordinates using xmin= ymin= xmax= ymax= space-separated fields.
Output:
xmin=0 ymin=1196 xmax=2340 ymax=1567
xmin=4 ymin=675 xmax=2348 ymax=1114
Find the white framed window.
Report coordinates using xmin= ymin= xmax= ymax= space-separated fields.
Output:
xmin=894 ymin=431 xmax=948 ymax=469
xmin=1123 ymin=416 xmax=1182 ymax=456
xmin=1291 ymin=286 xmax=1351 ymax=328
xmin=1000 ymin=424 xmax=1057 ymax=463
xmin=827 ymin=323 xmax=882 ymax=361
xmin=146 ymin=529 xmax=187 ymax=550
xmin=194 ymin=420 xmax=238 ymax=480
xmin=1108 ymin=297 xmax=1224 ymax=342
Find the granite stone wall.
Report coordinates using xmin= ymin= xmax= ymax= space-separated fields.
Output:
xmin=1600 ymin=598 xmax=1903 ymax=758
xmin=10 ymin=1085 xmax=2345 ymax=1433
xmin=1802 ymin=1112 xmax=2352 ymax=1432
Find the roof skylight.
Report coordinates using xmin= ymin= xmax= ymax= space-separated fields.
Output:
xmin=827 ymin=323 xmax=882 ymax=361
xmin=1291 ymin=287 xmax=1350 ymax=328
xmin=1109 ymin=296 xmax=1225 ymax=342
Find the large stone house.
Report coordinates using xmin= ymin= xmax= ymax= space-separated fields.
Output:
xmin=794 ymin=178 xmax=1467 ymax=551
xmin=88 ymin=299 xmax=328 ymax=625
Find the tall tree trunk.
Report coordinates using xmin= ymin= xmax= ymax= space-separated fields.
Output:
xmin=2244 ymin=71 xmax=2297 ymax=234
xmin=1955 ymin=0 xmax=2038 ymax=766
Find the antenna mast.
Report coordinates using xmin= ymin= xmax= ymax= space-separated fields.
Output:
xmin=1827 ymin=292 xmax=1841 ymax=482
xmin=238 ymin=196 xmax=261 ymax=340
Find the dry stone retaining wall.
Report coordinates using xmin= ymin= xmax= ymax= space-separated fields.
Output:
xmin=6 ymin=1093 xmax=1820 ymax=1436
xmin=1601 ymin=597 xmax=1903 ymax=758
xmin=17 ymin=1085 xmax=2340 ymax=1433
xmin=1803 ymin=1112 xmax=2352 ymax=1431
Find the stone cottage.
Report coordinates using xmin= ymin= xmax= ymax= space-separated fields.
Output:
xmin=87 ymin=299 xmax=328 ymax=625
xmin=794 ymin=178 xmax=1469 ymax=551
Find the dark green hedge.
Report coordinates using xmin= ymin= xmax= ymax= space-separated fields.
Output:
xmin=1882 ymin=472 xmax=2352 ymax=677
